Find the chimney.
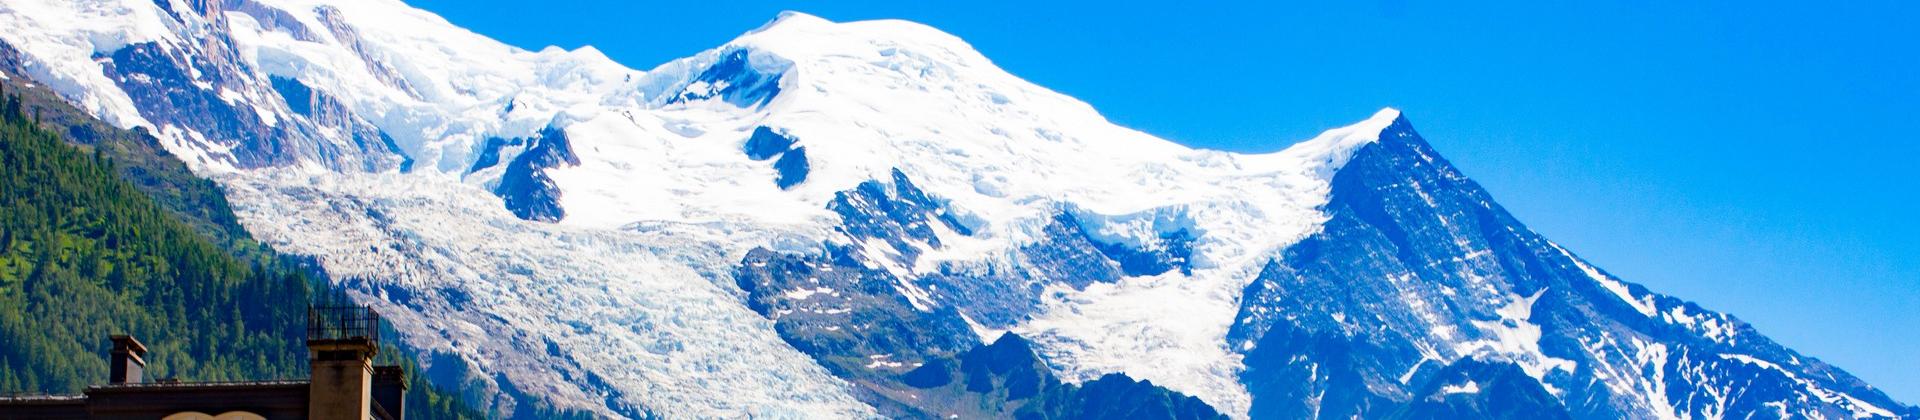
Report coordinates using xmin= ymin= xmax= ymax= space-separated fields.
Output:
xmin=372 ymin=365 xmax=408 ymax=418
xmin=108 ymin=335 xmax=147 ymax=385
xmin=308 ymin=305 xmax=382 ymax=420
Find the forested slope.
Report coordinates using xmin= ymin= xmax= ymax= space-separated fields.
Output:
xmin=0 ymin=81 xmax=483 ymax=418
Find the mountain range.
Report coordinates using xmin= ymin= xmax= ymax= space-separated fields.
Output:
xmin=0 ymin=0 xmax=1912 ymax=418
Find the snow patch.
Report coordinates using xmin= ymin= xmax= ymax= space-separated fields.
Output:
xmin=1551 ymin=242 xmax=1656 ymax=317
xmin=1440 ymin=380 xmax=1481 ymax=395
xmin=1016 ymin=271 xmax=1253 ymax=417
xmin=783 ymin=287 xmax=834 ymax=300
xmin=1451 ymin=290 xmax=1577 ymax=394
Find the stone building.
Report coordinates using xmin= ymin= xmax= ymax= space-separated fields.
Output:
xmin=0 ymin=305 xmax=408 ymax=419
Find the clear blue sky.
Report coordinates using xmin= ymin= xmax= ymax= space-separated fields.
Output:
xmin=408 ymin=0 xmax=1920 ymax=403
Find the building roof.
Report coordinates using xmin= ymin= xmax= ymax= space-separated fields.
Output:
xmin=0 ymin=395 xmax=86 ymax=404
xmin=86 ymin=379 xmax=309 ymax=392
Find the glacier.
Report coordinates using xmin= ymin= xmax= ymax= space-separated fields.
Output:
xmin=0 ymin=0 xmax=1913 ymax=418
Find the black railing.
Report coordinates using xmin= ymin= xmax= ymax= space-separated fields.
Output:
xmin=308 ymin=305 xmax=382 ymax=342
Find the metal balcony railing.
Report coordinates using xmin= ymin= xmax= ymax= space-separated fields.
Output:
xmin=307 ymin=305 xmax=382 ymax=343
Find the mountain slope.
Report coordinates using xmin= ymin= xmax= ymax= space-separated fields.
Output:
xmin=0 ymin=79 xmax=488 ymax=419
xmin=0 ymin=1 xmax=1912 ymax=418
xmin=0 ymin=82 xmax=310 ymax=395
xmin=1231 ymin=117 xmax=1916 ymax=419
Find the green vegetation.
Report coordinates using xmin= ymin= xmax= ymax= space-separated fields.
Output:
xmin=0 ymin=82 xmax=483 ymax=419
xmin=0 ymin=84 xmax=305 ymax=392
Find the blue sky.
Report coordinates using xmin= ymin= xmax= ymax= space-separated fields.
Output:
xmin=409 ymin=0 xmax=1920 ymax=402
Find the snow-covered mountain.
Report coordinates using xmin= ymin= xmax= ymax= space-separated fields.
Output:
xmin=1 ymin=0 xmax=1913 ymax=418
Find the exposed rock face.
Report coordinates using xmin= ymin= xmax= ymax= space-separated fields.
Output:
xmin=489 ymin=126 xmax=577 ymax=222
xmin=1232 ymin=117 xmax=1915 ymax=419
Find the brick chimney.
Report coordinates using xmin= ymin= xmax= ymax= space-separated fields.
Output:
xmin=308 ymin=305 xmax=382 ymax=420
xmin=372 ymin=365 xmax=408 ymax=417
xmin=108 ymin=335 xmax=146 ymax=385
